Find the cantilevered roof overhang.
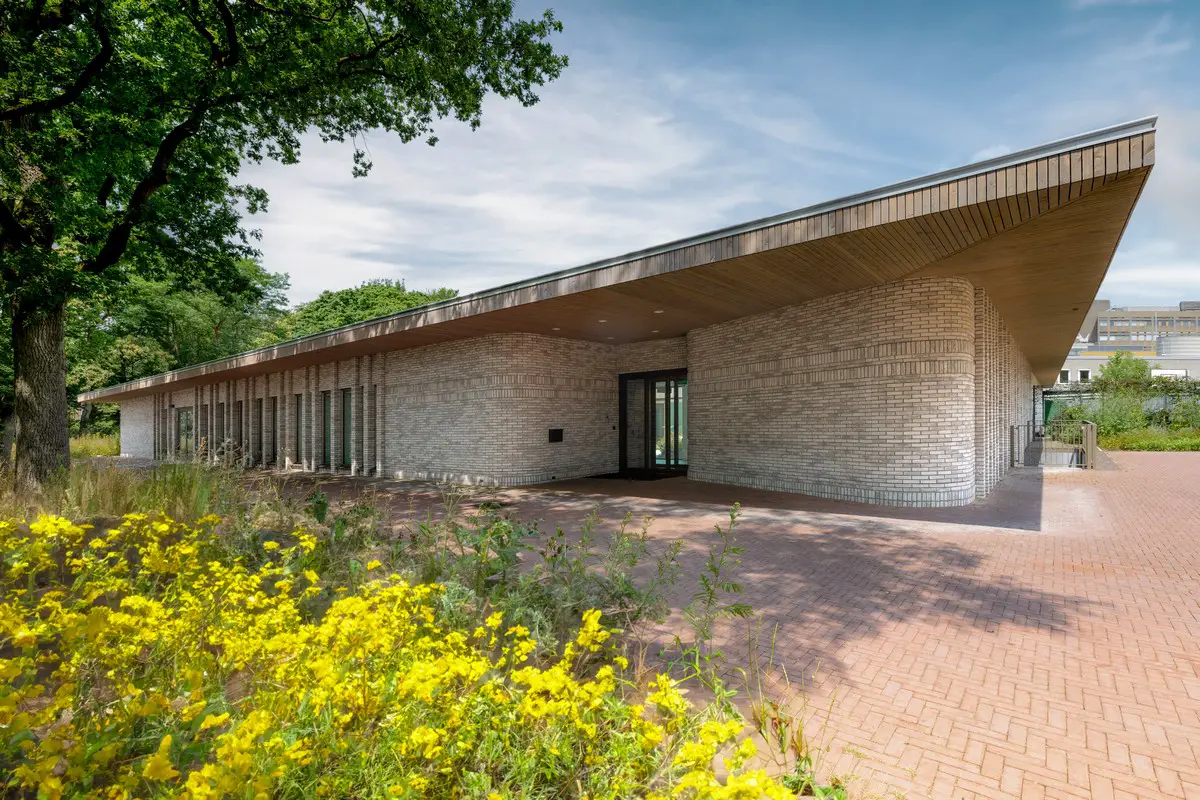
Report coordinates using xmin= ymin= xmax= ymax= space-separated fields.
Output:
xmin=81 ymin=116 xmax=1156 ymax=401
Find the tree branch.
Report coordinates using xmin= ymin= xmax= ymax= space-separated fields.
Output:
xmin=337 ymin=29 xmax=410 ymax=74
xmin=0 ymin=199 xmax=32 ymax=247
xmin=0 ymin=6 xmax=113 ymax=124
xmin=182 ymin=0 xmax=221 ymax=64
xmin=213 ymin=0 xmax=241 ymax=67
xmin=83 ymin=107 xmax=208 ymax=274
xmin=96 ymin=175 xmax=116 ymax=207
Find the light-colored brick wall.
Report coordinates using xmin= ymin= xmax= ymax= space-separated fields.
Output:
xmin=974 ymin=289 xmax=1035 ymax=498
xmin=383 ymin=333 xmax=619 ymax=484
xmin=118 ymin=395 xmax=154 ymax=458
xmin=616 ymin=337 xmax=686 ymax=374
xmin=686 ymin=277 xmax=978 ymax=507
xmin=117 ymin=279 xmax=1037 ymax=507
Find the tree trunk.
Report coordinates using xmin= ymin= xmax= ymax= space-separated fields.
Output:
xmin=13 ymin=299 xmax=71 ymax=490
xmin=0 ymin=413 xmax=16 ymax=474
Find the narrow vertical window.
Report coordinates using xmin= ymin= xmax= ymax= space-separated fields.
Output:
xmin=254 ymin=398 xmax=263 ymax=465
xmin=270 ymin=397 xmax=278 ymax=465
xmin=294 ymin=394 xmax=303 ymax=467
xmin=341 ymin=388 xmax=353 ymax=469
xmin=321 ymin=391 xmax=332 ymax=468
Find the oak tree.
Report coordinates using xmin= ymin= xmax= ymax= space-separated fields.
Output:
xmin=0 ymin=0 xmax=566 ymax=487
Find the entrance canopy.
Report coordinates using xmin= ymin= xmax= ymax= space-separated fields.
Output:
xmin=81 ymin=116 xmax=1156 ymax=402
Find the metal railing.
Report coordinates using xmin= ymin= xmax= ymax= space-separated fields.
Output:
xmin=1011 ymin=420 xmax=1097 ymax=469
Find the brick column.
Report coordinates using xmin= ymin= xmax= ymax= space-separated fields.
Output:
xmin=242 ymin=379 xmax=251 ymax=467
xmin=222 ymin=382 xmax=231 ymax=462
xmin=210 ymin=384 xmax=218 ymax=463
xmin=166 ymin=394 xmax=177 ymax=461
xmin=283 ymin=373 xmax=293 ymax=469
xmin=309 ymin=366 xmax=320 ymax=471
xmin=251 ymin=377 xmax=260 ymax=468
xmin=364 ymin=355 xmax=375 ymax=477
xmin=375 ymin=358 xmax=385 ymax=477
xmin=351 ymin=384 xmax=362 ymax=476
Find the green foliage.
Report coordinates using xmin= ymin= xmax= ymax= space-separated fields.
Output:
xmin=745 ymin=623 xmax=851 ymax=798
xmin=1168 ymin=397 xmax=1200 ymax=430
xmin=66 ymin=259 xmax=289 ymax=433
xmin=268 ymin=279 xmax=458 ymax=342
xmin=1050 ymin=370 xmax=1200 ymax=440
xmin=1096 ymin=351 xmax=1152 ymax=386
xmin=1091 ymin=391 xmax=1146 ymax=436
xmin=1055 ymin=403 xmax=1091 ymax=423
xmin=670 ymin=503 xmax=754 ymax=715
xmin=683 ymin=503 xmax=753 ymax=651
xmin=1099 ymin=428 xmax=1200 ymax=451
xmin=1 ymin=0 xmax=567 ymax=477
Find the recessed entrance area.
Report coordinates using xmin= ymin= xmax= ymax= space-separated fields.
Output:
xmin=618 ymin=369 xmax=688 ymax=478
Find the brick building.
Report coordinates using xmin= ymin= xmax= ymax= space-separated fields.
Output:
xmin=81 ymin=117 xmax=1157 ymax=508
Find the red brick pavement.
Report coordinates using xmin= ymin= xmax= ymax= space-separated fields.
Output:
xmin=307 ymin=453 xmax=1200 ymax=799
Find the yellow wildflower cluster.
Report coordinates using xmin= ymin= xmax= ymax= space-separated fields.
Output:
xmin=0 ymin=512 xmax=791 ymax=798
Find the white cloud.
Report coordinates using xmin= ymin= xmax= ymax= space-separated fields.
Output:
xmin=1104 ymin=239 xmax=1200 ymax=304
xmin=235 ymin=5 xmax=1200 ymax=312
xmin=1104 ymin=14 xmax=1191 ymax=61
xmin=970 ymin=144 xmax=1012 ymax=162
xmin=241 ymin=67 xmax=777 ymax=302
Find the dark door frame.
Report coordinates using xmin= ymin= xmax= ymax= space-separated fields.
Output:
xmin=618 ymin=368 xmax=688 ymax=475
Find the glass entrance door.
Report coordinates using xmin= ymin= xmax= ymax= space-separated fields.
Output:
xmin=652 ymin=377 xmax=687 ymax=469
xmin=619 ymin=370 xmax=687 ymax=475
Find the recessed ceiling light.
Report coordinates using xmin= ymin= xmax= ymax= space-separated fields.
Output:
xmin=606 ymin=336 xmax=614 ymax=340
xmin=552 ymin=327 xmax=561 ymax=331
xmin=651 ymin=330 xmax=659 ymax=333
xmin=653 ymin=310 xmax=664 ymax=314
xmin=598 ymin=319 xmax=607 ymax=323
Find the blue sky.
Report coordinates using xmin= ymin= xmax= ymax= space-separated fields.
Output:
xmin=242 ymin=0 xmax=1200 ymax=307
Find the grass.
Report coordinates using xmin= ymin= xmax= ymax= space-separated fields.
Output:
xmin=69 ymin=433 xmax=120 ymax=458
xmin=1099 ymin=427 xmax=1200 ymax=451
xmin=0 ymin=460 xmax=248 ymax=523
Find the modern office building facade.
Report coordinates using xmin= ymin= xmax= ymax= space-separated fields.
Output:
xmin=1057 ymin=302 xmax=1200 ymax=383
xmin=81 ymin=118 xmax=1157 ymax=508
xmin=1076 ymin=301 xmax=1200 ymax=350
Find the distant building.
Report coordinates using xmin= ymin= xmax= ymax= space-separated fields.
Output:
xmin=1056 ymin=302 xmax=1200 ymax=383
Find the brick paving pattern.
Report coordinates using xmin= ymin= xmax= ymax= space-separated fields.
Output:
xmin=310 ymin=452 xmax=1200 ymax=799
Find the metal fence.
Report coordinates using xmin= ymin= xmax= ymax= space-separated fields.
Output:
xmin=1011 ymin=420 xmax=1097 ymax=469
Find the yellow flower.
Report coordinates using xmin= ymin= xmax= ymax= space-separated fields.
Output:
xmin=142 ymin=735 xmax=180 ymax=781
xmin=198 ymin=712 xmax=231 ymax=732
xmin=262 ymin=541 xmax=280 ymax=551
xmin=575 ymin=609 xmax=611 ymax=651
xmin=366 ymin=560 xmax=382 ymax=570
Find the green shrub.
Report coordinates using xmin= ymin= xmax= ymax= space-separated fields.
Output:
xmin=1055 ymin=403 xmax=1091 ymax=423
xmin=1169 ymin=397 xmax=1200 ymax=430
xmin=1099 ymin=428 xmax=1200 ymax=451
xmin=1092 ymin=392 xmax=1146 ymax=436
